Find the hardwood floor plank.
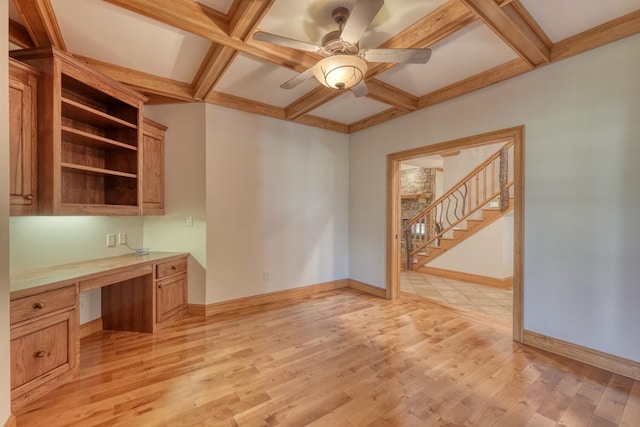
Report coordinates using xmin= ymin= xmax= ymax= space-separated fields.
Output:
xmin=13 ymin=289 xmax=640 ymax=426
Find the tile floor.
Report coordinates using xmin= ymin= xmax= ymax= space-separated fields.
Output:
xmin=400 ymin=271 xmax=512 ymax=320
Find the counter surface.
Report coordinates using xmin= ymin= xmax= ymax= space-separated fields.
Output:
xmin=10 ymin=252 xmax=188 ymax=298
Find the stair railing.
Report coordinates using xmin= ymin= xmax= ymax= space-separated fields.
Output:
xmin=404 ymin=141 xmax=514 ymax=269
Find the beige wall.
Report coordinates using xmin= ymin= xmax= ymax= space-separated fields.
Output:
xmin=205 ymin=105 xmax=350 ymax=304
xmin=349 ymin=34 xmax=640 ymax=361
xmin=143 ymin=103 xmax=207 ymax=304
xmin=10 ymin=216 xmax=144 ymax=271
xmin=1 ymin=3 xmax=13 ymax=423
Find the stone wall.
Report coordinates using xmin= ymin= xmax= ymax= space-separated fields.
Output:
xmin=401 ymin=167 xmax=435 ymax=220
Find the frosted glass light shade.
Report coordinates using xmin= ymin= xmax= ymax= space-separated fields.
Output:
xmin=313 ymin=55 xmax=368 ymax=90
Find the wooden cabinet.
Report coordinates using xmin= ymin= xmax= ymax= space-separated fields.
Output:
xmin=10 ymin=47 xmax=147 ymax=215
xmin=10 ymin=285 xmax=78 ymax=411
xmin=142 ymin=118 xmax=166 ymax=215
xmin=10 ymin=253 xmax=188 ymax=408
xmin=9 ymin=58 xmax=38 ymax=216
xmin=155 ymin=258 xmax=187 ymax=323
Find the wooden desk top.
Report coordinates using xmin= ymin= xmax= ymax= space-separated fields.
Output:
xmin=10 ymin=252 xmax=188 ymax=299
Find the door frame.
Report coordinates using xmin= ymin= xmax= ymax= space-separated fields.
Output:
xmin=386 ymin=126 xmax=525 ymax=341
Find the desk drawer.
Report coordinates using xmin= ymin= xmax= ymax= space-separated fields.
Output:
xmin=11 ymin=286 xmax=76 ymax=325
xmin=156 ymin=258 xmax=187 ymax=279
xmin=11 ymin=314 xmax=70 ymax=390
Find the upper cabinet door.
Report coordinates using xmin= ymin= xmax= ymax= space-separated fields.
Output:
xmin=142 ymin=117 xmax=166 ymax=216
xmin=9 ymin=59 xmax=38 ymax=216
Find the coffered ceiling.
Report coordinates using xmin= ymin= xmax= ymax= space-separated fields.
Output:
xmin=8 ymin=0 xmax=640 ymax=133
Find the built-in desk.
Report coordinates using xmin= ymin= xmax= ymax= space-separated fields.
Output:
xmin=9 ymin=252 xmax=189 ymax=410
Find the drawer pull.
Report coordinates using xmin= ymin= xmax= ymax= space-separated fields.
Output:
xmin=33 ymin=301 xmax=46 ymax=310
xmin=35 ymin=351 xmax=46 ymax=358
xmin=158 ymin=284 xmax=166 ymax=289
xmin=24 ymin=194 xmax=34 ymax=200
xmin=171 ymin=266 xmax=177 ymax=270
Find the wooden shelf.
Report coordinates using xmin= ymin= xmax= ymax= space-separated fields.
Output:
xmin=10 ymin=47 xmax=146 ymax=215
xmin=61 ymin=163 xmax=137 ymax=179
xmin=61 ymin=126 xmax=137 ymax=151
xmin=61 ymin=97 xmax=138 ymax=129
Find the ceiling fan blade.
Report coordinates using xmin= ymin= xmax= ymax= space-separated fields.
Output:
xmin=253 ymin=31 xmax=322 ymax=53
xmin=340 ymin=0 xmax=384 ymax=44
xmin=351 ymin=80 xmax=369 ymax=97
xmin=361 ymin=48 xmax=432 ymax=64
xmin=281 ymin=67 xmax=315 ymax=89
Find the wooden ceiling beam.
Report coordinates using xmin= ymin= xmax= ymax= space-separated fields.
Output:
xmin=76 ymin=55 xmax=195 ymax=101
xmin=206 ymin=91 xmax=285 ymax=120
xmin=192 ymin=44 xmax=238 ymax=100
xmin=459 ymin=0 xmax=550 ymax=65
xmin=419 ymin=58 xmax=532 ymax=109
xmin=501 ymin=1 xmax=553 ymax=51
xmin=349 ymin=108 xmax=410 ymax=134
xmin=104 ymin=0 xmax=229 ymax=36
xmin=377 ymin=1 xmax=476 ymax=50
xmin=293 ymin=115 xmax=350 ymax=134
xmin=551 ymin=10 xmax=640 ymax=62
xmin=9 ymin=19 xmax=35 ymax=48
xmin=229 ymin=0 xmax=276 ymax=40
xmin=284 ymin=86 xmax=342 ymax=121
xmin=12 ymin=0 xmax=66 ymax=49
xmin=368 ymin=0 xmax=476 ymax=79
xmin=105 ymin=0 xmax=318 ymax=72
xmin=365 ymin=79 xmax=418 ymax=112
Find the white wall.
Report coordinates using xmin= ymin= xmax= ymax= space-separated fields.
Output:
xmin=430 ymin=142 xmax=513 ymax=278
xmin=429 ymin=215 xmax=513 ymax=278
xmin=349 ymin=34 xmax=640 ymax=361
xmin=10 ymin=216 xmax=143 ymax=271
xmin=205 ymin=105 xmax=349 ymax=304
xmin=1 ymin=4 xmax=13 ymax=422
xmin=442 ymin=142 xmax=505 ymax=190
xmin=143 ymin=103 xmax=207 ymax=304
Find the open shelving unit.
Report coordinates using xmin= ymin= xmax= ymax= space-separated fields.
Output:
xmin=10 ymin=47 xmax=147 ymax=215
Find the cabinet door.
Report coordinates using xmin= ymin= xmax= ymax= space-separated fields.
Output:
xmin=10 ymin=309 xmax=78 ymax=401
xmin=156 ymin=273 xmax=187 ymax=323
xmin=142 ymin=118 xmax=166 ymax=215
xmin=9 ymin=61 xmax=37 ymax=216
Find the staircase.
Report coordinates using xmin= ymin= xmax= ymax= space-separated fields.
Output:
xmin=404 ymin=141 xmax=514 ymax=271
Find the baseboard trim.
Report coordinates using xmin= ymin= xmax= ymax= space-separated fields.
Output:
xmin=3 ymin=414 xmax=16 ymax=427
xmin=187 ymin=304 xmax=206 ymax=317
xmin=523 ymin=330 xmax=640 ymax=380
xmin=204 ymin=279 xmax=349 ymax=317
xmin=79 ymin=318 xmax=103 ymax=339
xmin=348 ymin=279 xmax=387 ymax=298
xmin=419 ymin=266 xmax=513 ymax=289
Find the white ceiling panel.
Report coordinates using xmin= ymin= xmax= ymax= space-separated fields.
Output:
xmin=50 ymin=0 xmax=211 ymax=83
xmin=258 ymin=0 xmax=447 ymax=49
xmin=520 ymin=0 xmax=640 ymax=42
xmin=309 ymin=91 xmax=391 ymax=124
xmin=377 ymin=22 xmax=519 ymax=96
xmin=215 ymin=54 xmax=320 ymax=107
xmin=196 ymin=0 xmax=234 ymax=15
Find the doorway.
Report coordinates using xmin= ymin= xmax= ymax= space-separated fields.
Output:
xmin=386 ymin=126 xmax=524 ymax=341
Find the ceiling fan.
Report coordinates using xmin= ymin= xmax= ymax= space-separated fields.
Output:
xmin=253 ymin=0 xmax=432 ymax=97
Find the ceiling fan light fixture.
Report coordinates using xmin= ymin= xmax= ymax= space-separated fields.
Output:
xmin=313 ymin=55 xmax=368 ymax=90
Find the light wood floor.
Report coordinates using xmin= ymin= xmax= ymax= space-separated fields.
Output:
xmin=15 ymin=289 xmax=640 ymax=426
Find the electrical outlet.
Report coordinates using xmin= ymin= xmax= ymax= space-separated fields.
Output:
xmin=106 ymin=234 xmax=116 ymax=247
xmin=263 ymin=271 xmax=270 ymax=281
xmin=186 ymin=216 xmax=193 ymax=227
xmin=118 ymin=233 xmax=127 ymax=245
